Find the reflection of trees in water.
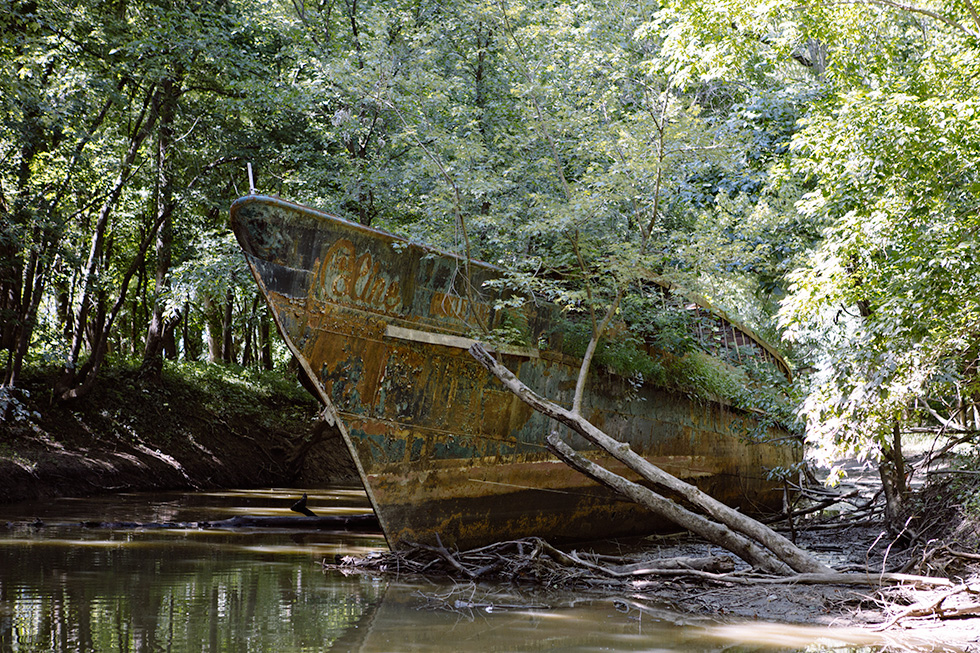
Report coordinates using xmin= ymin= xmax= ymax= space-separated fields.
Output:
xmin=0 ymin=529 xmax=382 ymax=652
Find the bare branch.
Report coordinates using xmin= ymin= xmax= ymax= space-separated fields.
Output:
xmin=964 ymin=0 xmax=980 ymax=32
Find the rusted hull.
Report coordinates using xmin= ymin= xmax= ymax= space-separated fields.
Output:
xmin=230 ymin=195 xmax=799 ymax=550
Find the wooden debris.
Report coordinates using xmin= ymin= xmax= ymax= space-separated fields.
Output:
xmin=875 ymin=584 xmax=980 ymax=629
xmin=330 ymin=536 xmax=753 ymax=589
xmin=329 ymin=536 xmax=960 ymax=595
xmin=70 ymin=513 xmax=381 ymax=531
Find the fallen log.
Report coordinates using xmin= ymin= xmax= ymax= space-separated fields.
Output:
xmin=545 ymin=432 xmax=794 ymax=574
xmin=201 ymin=514 xmax=380 ymax=530
xmin=73 ymin=513 xmax=381 ymax=532
xmin=632 ymin=570 xmax=955 ymax=589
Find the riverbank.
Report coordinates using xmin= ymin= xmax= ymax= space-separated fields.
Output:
xmin=0 ymin=362 xmax=358 ymax=503
xmin=333 ymin=516 xmax=980 ymax=649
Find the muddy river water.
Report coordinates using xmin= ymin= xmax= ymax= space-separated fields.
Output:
xmin=0 ymin=488 xmax=914 ymax=651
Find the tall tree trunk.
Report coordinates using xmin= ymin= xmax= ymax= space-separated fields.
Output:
xmin=241 ymin=294 xmax=260 ymax=367
xmin=1 ymin=91 xmax=45 ymax=388
xmin=260 ymin=308 xmax=273 ymax=370
xmin=0 ymin=235 xmax=24 ymax=386
xmin=181 ymin=303 xmax=202 ymax=362
xmin=203 ymin=295 xmax=222 ymax=363
xmin=131 ymin=258 xmax=143 ymax=356
xmin=163 ymin=324 xmax=177 ymax=359
xmin=56 ymin=209 xmax=169 ymax=401
xmin=142 ymin=73 xmax=183 ymax=381
xmin=4 ymin=255 xmax=49 ymax=390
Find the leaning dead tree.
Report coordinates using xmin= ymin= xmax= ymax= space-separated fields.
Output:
xmin=469 ymin=342 xmax=832 ymax=576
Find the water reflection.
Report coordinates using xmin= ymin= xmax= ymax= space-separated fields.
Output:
xmin=329 ymin=584 xmax=710 ymax=653
xmin=0 ymin=489 xmax=942 ymax=652
xmin=0 ymin=489 xmax=384 ymax=652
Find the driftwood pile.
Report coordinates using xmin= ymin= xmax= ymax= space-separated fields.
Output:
xmin=327 ymin=534 xmax=980 ymax=629
xmin=328 ymin=534 xmax=961 ymax=590
xmin=329 ymin=535 xmax=755 ymax=589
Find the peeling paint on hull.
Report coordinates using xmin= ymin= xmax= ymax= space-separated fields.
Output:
xmin=230 ymin=195 xmax=800 ymax=550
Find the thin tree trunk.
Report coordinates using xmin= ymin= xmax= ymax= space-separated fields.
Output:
xmin=260 ymin=307 xmax=273 ymax=370
xmin=880 ymin=420 xmax=909 ymax=535
xmin=242 ymin=294 xmax=260 ymax=367
xmin=222 ymin=288 xmax=234 ymax=364
xmin=180 ymin=303 xmax=197 ymax=361
xmin=3 ymin=93 xmax=121 ymax=389
xmin=3 ymin=241 xmax=53 ymax=388
xmin=163 ymin=324 xmax=177 ymax=359
xmin=131 ymin=258 xmax=142 ymax=356
xmin=204 ymin=295 xmax=221 ymax=363
xmin=56 ymin=207 xmax=170 ymax=401
xmin=59 ymin=83 xmax=161 ymax=395
xmin=7 ymin=91 xmax=122 ymax=386
xmin=1 ymin=74 xmax=47 ymax=388
xmin=58 ymin=260 xmax=76 ymax=341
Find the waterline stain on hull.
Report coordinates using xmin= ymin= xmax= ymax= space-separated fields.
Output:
xmin=230 ymin=195 xmax=799 ymax=550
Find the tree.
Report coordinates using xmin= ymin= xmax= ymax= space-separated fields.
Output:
xmin=162 ymin=230 xmax=257 ymax=365
xmin=7 ymin=0 xmax=973 ymax=560
xmin=1 ymin=0 xmax=132 ymax=393
xmin=1 ymin=0 xmax=335 ymax=401
xmin=652 ymin=0 xmax=980 ymax=532
xmin=780 ymin=42 xmax=980 ymax=527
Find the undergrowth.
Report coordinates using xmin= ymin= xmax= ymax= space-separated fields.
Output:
xmin=6 ymin=357 xmax=316 ymax=433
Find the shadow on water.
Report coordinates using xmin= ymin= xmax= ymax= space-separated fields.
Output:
xmin=0 ymin=489 xmax=950 ymax=652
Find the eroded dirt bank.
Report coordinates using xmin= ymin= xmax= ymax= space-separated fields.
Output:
xmin=0 ymin=364 xmax=358 ymax=504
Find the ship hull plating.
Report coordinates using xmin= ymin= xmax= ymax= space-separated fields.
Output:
xmin=230 ymin=195 xmax=799 ymax=550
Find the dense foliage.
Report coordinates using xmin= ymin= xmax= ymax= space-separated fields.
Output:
xmin=3 ymin=0 xmax=979 ymax=512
